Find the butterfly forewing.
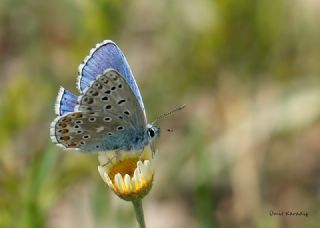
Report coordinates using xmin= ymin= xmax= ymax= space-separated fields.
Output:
xmin=77 ymin=40 xmax=146 ymax=117
xmin=78 ymin=69 xmax=146 ymax=128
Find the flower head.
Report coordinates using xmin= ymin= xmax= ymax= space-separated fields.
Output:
xmin=98 ymin=146 xmax=154 ymax=201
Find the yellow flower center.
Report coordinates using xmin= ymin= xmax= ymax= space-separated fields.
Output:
xmin=108 ymin=158 xmax=141 ymax=184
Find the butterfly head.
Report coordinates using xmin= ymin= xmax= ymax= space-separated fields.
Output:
xmin=146 ymin=124 xmax=160 ymax=142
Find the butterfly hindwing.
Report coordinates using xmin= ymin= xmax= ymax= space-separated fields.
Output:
xmin=50 ymin=69 xmax=147 ymax=152
xmin=77 ymin=40 xmax=146 ymax=117
xmin=50 ymin=111 xmax=145 ymax=151
xmin=55 ymin=87 xmax=78 ymax=116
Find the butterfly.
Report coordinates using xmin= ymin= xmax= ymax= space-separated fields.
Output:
xmin=50 ymin=40 xmax=160 ymax=152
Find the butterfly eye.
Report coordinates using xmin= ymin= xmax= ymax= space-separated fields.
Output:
xmin=148 ymin=128 xmax=155 ymax=138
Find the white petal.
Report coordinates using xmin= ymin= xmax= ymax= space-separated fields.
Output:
xmin=143 ymin=160 xmax=150 ymax=172
xmin=98 ymin=152 xmax=109 ymax=165
xmin=124 ymin=174 xmax=131 ymax=191
xmin=131 ymin=179 xmax=136 ymax=192
xmin=104 ymin=173 xmax=113 ymax=188
xmin=134 ymin=168 xmax=141 ymax=187
xmin=144 ymin=160 xmax=150 ymax=167
xmin=137 ymin=161 xmax=146 ymax=179
xmin=140 ymin=163 xmax=148 ymax=180
xmin=137 ymin=161 xmax=143 ymax=173
xmin=98 ymin=166 xmax=107 ymax=182
xmin=143 ymin=161 xmax=152 ymax=179
xmin=115 ymin=173 xmax=124 ymax=193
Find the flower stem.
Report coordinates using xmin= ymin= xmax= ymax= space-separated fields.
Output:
xmin=132 ymin=199 xmax=146 ymax=228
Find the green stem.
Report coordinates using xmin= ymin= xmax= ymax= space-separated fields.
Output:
xmin=132 ymin=199 xmax=146 ymax=228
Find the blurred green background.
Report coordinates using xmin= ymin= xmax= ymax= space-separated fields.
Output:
xmin=1 ymin=0 xmax=320 ymax=227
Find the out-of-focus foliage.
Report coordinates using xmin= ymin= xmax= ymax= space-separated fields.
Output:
xmin=0 ymin=0 xmax=320 ymax=227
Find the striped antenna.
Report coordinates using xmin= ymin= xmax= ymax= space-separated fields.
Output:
xmin=152 ymin=104 xmax=186 ymax=125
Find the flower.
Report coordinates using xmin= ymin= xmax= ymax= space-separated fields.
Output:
xmin=97 ymin=145 xmax=155 ymax=201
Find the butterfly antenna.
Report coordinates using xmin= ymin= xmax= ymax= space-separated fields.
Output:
xmin=152 ymin=104 xmax=186 ymax=125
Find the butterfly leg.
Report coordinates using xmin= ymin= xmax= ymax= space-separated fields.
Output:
xmin=139 ymin=151 xmax=144 ymax=160
xmin=101 ymin=154 xmax=117 ymax=167
xmin=114 ymin=149 xmax=122 ymax=162
xmin=150 ymin=142 xmax=157 ymax=157
xmin=136 ymin=148 xmax=149 ymax=160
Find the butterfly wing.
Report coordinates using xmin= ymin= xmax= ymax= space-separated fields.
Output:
xmin=55 ymin=87 xmax=78 ymax=116
xmin=50 ymin=69 xmax=147 ymax=152
xmin=77 ymin=40 xmax=146 ymax=119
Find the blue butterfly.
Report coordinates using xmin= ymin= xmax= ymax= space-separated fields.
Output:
xmin=50 ymin=40 xmax=160 ymax=152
